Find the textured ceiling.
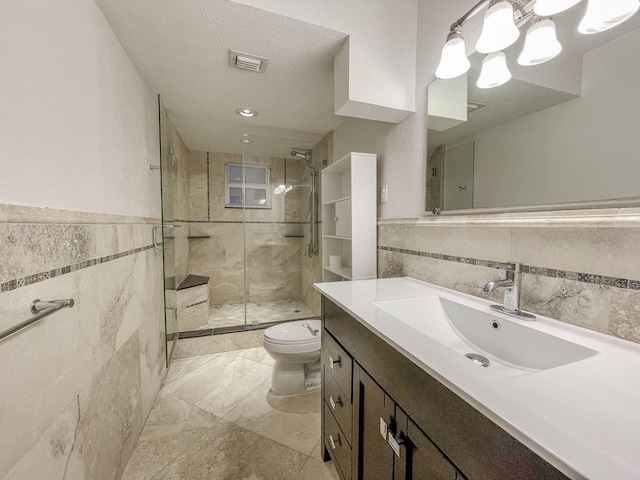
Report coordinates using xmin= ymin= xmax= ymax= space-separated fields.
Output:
xmin=95 ymin=0 xmax=348 ymax=156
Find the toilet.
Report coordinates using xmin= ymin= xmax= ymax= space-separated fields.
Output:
xmin=263 ymin=319 xmax=322 ymax=396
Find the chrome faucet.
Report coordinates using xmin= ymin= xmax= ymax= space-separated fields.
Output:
xmin=483 ymin=263 xmax=536 ymax=321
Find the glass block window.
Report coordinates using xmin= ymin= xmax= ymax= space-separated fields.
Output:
xmin=225 ymin=163 xmax=271 ymax=209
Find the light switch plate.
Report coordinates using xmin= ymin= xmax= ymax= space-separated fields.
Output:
xmin=380 ymin=184 xmax=388 ymax=203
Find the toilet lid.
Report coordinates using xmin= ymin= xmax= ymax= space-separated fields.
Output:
xmin=264 ymin=319 xmax=322 ymax=345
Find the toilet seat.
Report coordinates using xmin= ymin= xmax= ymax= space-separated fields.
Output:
xmin=263 ymin=320 xmax=321 ymax=354
xmin=264 ymin=319 xmax=321 ymax=345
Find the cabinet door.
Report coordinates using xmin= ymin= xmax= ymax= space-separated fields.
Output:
xmin=394 ymin=408 xmax=458 ymax=480
xmin=357 ymin=369 xmax=395 ymax=480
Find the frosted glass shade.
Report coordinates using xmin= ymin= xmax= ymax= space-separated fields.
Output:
xmin=578 ymin=0 xmax=640 ymax=34
xmin=476 ymin=1 xmax=521 ymax=53
xmin=436 ymin=36 xmax=471 ymax=79
xmin=476 ymin=52 xmax=512 ymax=89
xmin=534 ymin=0 xmax=583 ymax=16
xmin=518 ymin=18 xmax=563 ymax=66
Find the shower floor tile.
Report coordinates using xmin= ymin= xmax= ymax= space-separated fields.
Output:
xmin=206 ymin=298 xmax=317 ymax=329
xmin=122 ymin=347 xmax=339 ymax=480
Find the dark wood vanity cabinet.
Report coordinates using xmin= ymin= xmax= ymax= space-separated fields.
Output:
xmin=321 ymin=296 xmax=569 ymax=480
xmin=356 ymin=366 xmax=459 ymax=480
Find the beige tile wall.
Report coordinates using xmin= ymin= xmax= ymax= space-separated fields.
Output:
xmin=0 ymin=204 xmax=166 ymax=479
xmin=301 ymin=132 xmax=333 ymax=316
xmin=378 ymin=210 xmax=640 ymax=344
xmin=172 ymin=124 xmax=191 ymax=285
xmin=186 ymin=151 xmax=309 ymax=307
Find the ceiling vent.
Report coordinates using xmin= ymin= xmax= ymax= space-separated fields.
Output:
xmin=229 ymin=50 xmax=268 ymax=73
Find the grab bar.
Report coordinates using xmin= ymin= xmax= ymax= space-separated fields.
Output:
xmin=0 ymin=298 xmax=75 ymax=343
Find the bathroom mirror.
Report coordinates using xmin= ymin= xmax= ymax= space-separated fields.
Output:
xmin=426 ymin=9 xmax=640 ymax=214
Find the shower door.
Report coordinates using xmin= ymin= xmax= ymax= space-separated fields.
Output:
xmin=158 ymin=96 xmax=178 ymax=364
xmin=186 ymin=133 xmax=324 ymax=332
xmin=241 ymin=134 xmax=318 ymax=326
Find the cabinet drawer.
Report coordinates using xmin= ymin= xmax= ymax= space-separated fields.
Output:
xmin=324 ymin=403 xmax=352 ymax=480
xmin=324 ymin=368 xmax=352 ymax=446
xmin=323 ymin=332 xmax=353 ymax=402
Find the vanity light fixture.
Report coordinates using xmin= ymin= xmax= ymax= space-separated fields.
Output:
xmin=436 ymin=0 xmax=639 ymax=87
xmin=476 ymin=0 xmax=521 ymax=54
xmin=435 ymin=27 xmax=471 ymax=79
xmin=476 ymin=51 xmax=512 ymax=89
xmin=578 ymin=0 xmax=640 ymax=34
xmin=235 ymin=107 xmax=258 ymax=118
xmin=534 ymin=0 xmax=583 ymax=16
xmin=518 ymin=17 xmax=562 ymax=66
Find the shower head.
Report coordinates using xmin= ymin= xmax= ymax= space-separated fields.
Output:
xmin=290 ymin=150 xmax=316 ymax=175
xmin=290 ymin=150 xmax=311 ymax=161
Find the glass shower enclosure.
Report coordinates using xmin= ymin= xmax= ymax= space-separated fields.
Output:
xmin=158 ymin=96 xmax=178 ymax=364
xmin=159 ymin=130 xmax=324 ymax=341
xmin=202 ymin=134 xmax=320 ymax=329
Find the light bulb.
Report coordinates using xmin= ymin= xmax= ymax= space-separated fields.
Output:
xmin=476 ymin=1 xmax=521 ymax=54
xmin=476 ymin=52 xmax=512 ymax=89
xmin=534 ymin=0 xmax=583 ymax=16
xmin=578 ymin=0 xmax=640 ymax=34
xmin=518 ymin=17 xmax=563 ymax=66
xmin=235 ymin=107 xmax=258 ymax=117
xmin=435 ymin=29 xmax=471 ymax=79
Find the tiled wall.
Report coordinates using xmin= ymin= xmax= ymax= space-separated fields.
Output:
xmin=186 ymin=152 xmax=306 ymax=306
xmin=377 ymin=208 xmax=640 ymax=345
xmin=172 ymin=125 xmax=192 ymax=285
xmin=301 ymin=132 xmax=333 ymax=316
xmin=0 ymin=204 xmax=165 ymax=479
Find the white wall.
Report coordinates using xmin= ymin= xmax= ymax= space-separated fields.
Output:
xmin=333 ymin=0 xmax=480 ymax=218
xmin=464 ymin=27 xmax=640 ymax=208
xmin=0 ymin=0 xmax=160 ymax=218
xmin=230 ymin=0 xmax=418 ymax=122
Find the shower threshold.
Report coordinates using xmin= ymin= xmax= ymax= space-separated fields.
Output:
xmin=177 ymin=298 xmax=317 ymax=338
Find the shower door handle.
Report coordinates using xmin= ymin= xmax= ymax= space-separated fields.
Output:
xmin=153 ymin=225 xmax=163 ymax=250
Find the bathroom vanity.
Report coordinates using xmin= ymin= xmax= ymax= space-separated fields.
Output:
xmin=315 ymin=278 xmax=640 ymax=480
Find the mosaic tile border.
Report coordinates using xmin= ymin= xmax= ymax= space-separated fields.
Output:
xmin=378 ymin=246 xmax=640 ymax=291
xmin=185 ymin=300 xmax=208 ymax=309
xmin=175 ymin=219 xmax=312 ymax=225
xmin=0 ymin=245 xmax=155 ymax=294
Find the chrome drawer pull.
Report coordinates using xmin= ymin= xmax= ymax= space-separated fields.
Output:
xmin=329 ymin=355 xmax=341 ymax=369
xmin=329 ymin=395 xmax=342 ymax=410
xmin=329 ymin=434 xmax=341 ymax=450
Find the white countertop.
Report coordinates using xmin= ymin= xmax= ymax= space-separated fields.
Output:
xmin=314 ymin=277 xmax=640 ymax=480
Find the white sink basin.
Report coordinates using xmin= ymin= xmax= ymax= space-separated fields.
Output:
xmin=373 ymin=296 xmax=598 ymax=373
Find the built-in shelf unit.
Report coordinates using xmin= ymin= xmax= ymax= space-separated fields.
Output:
xmin=321 ymin=152 xmax=377 ymax=282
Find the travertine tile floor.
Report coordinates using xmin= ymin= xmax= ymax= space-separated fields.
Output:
xmin=206 ymin=299 xmax=317 ymax=329
xmin=122 ymin=347 xmax=339 ymax=480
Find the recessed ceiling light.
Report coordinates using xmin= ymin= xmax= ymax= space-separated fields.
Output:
xmin=235 ymin=107 xmax=258 ymax=118
xmin=241 ymin=138 xmax=253 ymax=144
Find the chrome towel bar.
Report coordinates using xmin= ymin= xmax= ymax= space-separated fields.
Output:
xmin=0 ymin=298 xmax=75 ymax=343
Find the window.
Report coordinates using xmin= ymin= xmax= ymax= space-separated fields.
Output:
xmin=225 ymin=163 xmax=271 ymax=209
